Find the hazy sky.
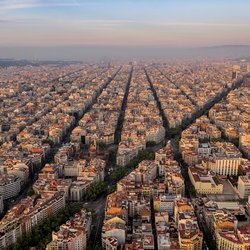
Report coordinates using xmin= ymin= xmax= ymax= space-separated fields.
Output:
xmin=1 ymin=0 xmax=250 ymax=47
xmin=0 ymin=0 xmax=250 ymax=60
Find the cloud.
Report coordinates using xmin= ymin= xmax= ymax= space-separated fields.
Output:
xmin=0 ymin=0 xmax=39 ymax=10
xmin=0 ymin=0 xmax=80 ymax=11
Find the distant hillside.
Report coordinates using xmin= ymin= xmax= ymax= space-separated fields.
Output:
xmin=194 ymin=45 xmax=250 ymax=58
xmin=0 ymin=59 xmax=81 ymax=67
xmin=0 ymin=45 xmax=250 ymax=61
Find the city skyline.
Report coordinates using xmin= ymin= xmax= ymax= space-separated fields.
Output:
xmin=0 ymin=58 xmax=250 ymax=250
xmin=1 ymin=2 xmax=250 ymax=249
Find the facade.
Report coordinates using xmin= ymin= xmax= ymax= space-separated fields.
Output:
xmin=0 ymin=192 xmax=66 ymax=249
xmin=207 ymin=210 xmax=236 ymax=244
xmin=46 ymin=209 xmax=92 ymax=250
xmin=175 ymin=198 xmax=203 ymax=250
xmin=178 ymin=218 xmax=203 ymax=250
xmin=116 ymin=141 xmax=145 ymax=167
xmin=217 ymin=226 xmax=250 ymax=250
xmin=239 ymin=133 xmax=250 ymax=159
xmin=154 ymin=195 xmax=174 ymax=215
xmin=238 ymin=175 xmax=250 ymax=199
xmin=188 ymin=167 xmax=223 ymax=194
xmin=208 ymin=157 xmax=241 ymax=176
xmin=0 ymin=219 xmax=22 ymax=249
xmin=70 ymin=180 xmax=91 ymax=201
xmin=0 ymin=175 xmax=21 ymax=200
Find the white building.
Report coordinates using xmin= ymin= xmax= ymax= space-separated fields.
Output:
xmin=208 ymin=157 xmax=241 ymax=176
xmin=0 ymin=219 xmax=22 ymax=249
xmin=70 ymin=180 xmax=91 ymax=201
xmin=0 ymin=175 xmax=21 ymax=200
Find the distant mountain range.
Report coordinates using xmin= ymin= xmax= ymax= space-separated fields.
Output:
xmin=194 ymin=45 xmax=250 ymax=58
xmin=203 ymin=45 xmax=250 ymax=49
xmin=0 ymin=58 xmax=81 ymax=67
xmin=0 ymin=44 xmax=250 ymax=61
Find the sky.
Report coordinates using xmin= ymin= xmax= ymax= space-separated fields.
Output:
xmin=0 ymin=0 xmax=250 ymax=59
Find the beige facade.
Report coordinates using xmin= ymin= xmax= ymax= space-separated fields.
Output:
xmin=208 ymin=157 xmax=240 ymax=176
xmin=238 ymin=175 xmax=250 ymax=199
xmin=217 ymin=229 xmax=250 ymax=250
xmin=188 ymin=168 xmax=223 ymax=194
